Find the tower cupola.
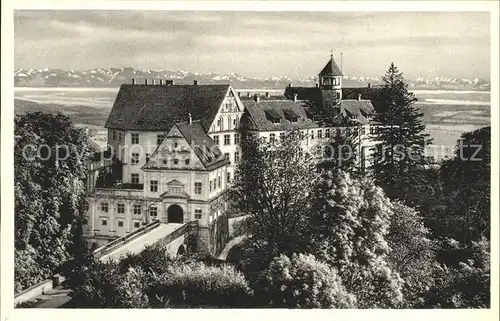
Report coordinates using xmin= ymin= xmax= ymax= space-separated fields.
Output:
xmin=318 ymin=54 xmax=343 ymax=102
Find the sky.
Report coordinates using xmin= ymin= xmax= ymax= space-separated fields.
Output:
xmin=14 ymin=10 xmax=491 ymax=79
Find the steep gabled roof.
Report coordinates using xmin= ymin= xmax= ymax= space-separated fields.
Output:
xmin=340 ymin=100 xmax=375 ymax=125
xmin=176 ymin=121 xmax=230 ymax=171
xmin=319 ymin=55 xmax=343 ymax=77
xmin=243 ymin=100 xmax=318 ymax=131
xmin=105 ymin=84 xmax=230 ymax=131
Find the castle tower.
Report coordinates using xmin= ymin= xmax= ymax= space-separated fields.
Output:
xmin=318 ymin=54 xmax=343 ymax=104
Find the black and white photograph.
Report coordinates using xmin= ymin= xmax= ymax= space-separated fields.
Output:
xmin=1 ymin=1 xmax=498 ymax=318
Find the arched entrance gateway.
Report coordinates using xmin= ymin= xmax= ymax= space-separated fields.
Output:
xmin=167 ymin=204 xmax=184 ymax=223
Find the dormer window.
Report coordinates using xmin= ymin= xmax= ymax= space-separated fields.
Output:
xmin=265 ymin=109 xmax=281 ymax=124
xmin=283 ymin=109 xmax=299 ymax=123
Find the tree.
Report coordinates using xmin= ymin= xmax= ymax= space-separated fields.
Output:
xmin=307 ymin=171 xmax=404 ymax=308
xmin=440 ymin=126 xmax=490 ymax=243
xmin=14 ymin=112 xmax=93 ymax=291
xmin=420 ymin=237 xmax=490 ymax=308
xmin=229 ymin=130 xmax=319 ymax=263
xmin=371 ymin=63 xmax=432 ymax=204
xmin=386 ymin=202 xmax=436 ymax=307
xmin=260 ymin=253 xmax=356 ymax=308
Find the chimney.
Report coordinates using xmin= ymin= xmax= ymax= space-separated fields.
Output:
xmin=357 ymin=93 xmax=362 ymax=101
xmin=132 ymin=78 xmax=136 ymax=85
xmin=145 ymin=79 xmax=148 ymax=85
xmin=188 ymin=113 xmax=192 ymax=125
xmin=265 ymin=92 xmax=270 ymax=98
xmin=254 ymin=94 xmax=260 ymax=103
xmin=193 ymin=80 xmax=198 ymax=85
xmin=293 ymin=93 xmax=298 ymax=102
xmin=367 ymin=83 xmax=371 ymax=88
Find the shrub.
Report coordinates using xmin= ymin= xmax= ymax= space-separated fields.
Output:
xmin=151 ymin=261 xmax=253 ymax=308
xmin=260 ymin=253 xmax=356 ymax=308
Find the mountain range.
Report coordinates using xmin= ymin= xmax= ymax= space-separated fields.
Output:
xmin=14 ymin=67 xmax=491 ymax=91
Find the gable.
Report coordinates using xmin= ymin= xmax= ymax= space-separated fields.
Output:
xmin=143 ymin=124 xmax=206 ymax=171
xmin=207 ymin=86 xmax=245 ymax=132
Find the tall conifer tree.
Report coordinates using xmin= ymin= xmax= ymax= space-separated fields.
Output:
xmin=371 ymin=63 xmax=432 ymax=203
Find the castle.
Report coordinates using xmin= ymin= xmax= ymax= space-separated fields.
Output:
xmin=83 ymin=56 xmax=376 ymax=255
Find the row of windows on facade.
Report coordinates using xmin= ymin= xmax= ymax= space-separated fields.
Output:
xmin=127 ymin=174 xmax=231 ymax=194
xmin=90 ymin=204 xmax=204 ymax=221
xmin=261 ymin=126 xmax=372 ymax=143
xmin=112 ymin=132 xmax=166 ymax=145
xmin=214 ymin=115 xmax=240 ymax=131
xmin=130 ymin=150 xmax=240 ymax=166
xmin=212 ymin=133 xmax=240 ymax=146
xmin=130 ymin=153 xmax=195 ymax=166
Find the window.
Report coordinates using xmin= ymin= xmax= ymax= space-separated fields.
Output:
xmin=227 ymin=117 xmax=231 ymax=129
xmin=195 ymin=209 xmax=202 ymax=219
xmin=101 ymin=202 xmax=109 ymax=213
xmin=83 ymin=203 xmax=89 ymax=212
xmin=213 ymin=135 xmax=219 ymax=145
xmin=150 ymin=206 xmax=157 ymax=219
xmin=360 ymin=127 xmax=366 ymax=136
xmin=213 ymin=179 xmax=217 ymax=190
xmin=146 ymin=153 xmax=151 ymax=162
xmin=83 ymin=218 xmax=88 ymax=225
xmin=157 ymin=135 xmax=164 ymax=145
xmin=118 ymin=220 xmax=124 ymax=227
xmin=226 ymin=172 xmax=231 ymax=184
xmin=217 ymin=176 xmax=221 ymax=188
xmin=270 ymin=133 xmax=276 ymax=143
xmin=370 ymin=126 xmax=376 ymax=135
xmin=101 ymin=218 xmax=107 ymax=226
xmin=150 ymin=180 xmax=158 ymax=192
xmin=174 ymin=142 xmax=178 ymax=148
xmin=311 ymin=131 xmax=315 ymax=140
xmin=118 ymin=132 xmax=122 ymax=142
xmin=185 ymin=158 xmax=190 ymax=166
xmin=131 ymin=174 xmax=140 ymax=184
xmin=131 ymin=133 xmax=139 ymax=144
xmin=235 ymin=133 xmax=240 ymax=145
xmin=318 ymin=129 xmax=323 ymax=139
xmin=195 ymin=182 xmax=202 ymax=194
xmin=112 ymin=131 xmax=116 ymax=141
xmin=173 ymin=159 xmax=179 ymax=165
xmin=163 ymin=159 xmax=168 ymax=165
xmin=209 ymin=180 xmax=213 ymax=192
xmin=325 ymin=128 xmax=331 ymax=138
xmin=224 ymin=134 xmax=230 ymax=145
xmin=131 ymin=153 xmax=140 ymax=165
xmin=234 ymin=151 xmax=240 ymax=163
xmin=117 ymin=203 xmax=125 ymax=214
xmin=133 ymin=204 xmax=142 ymax=215
xmin=224 ymin=153 xmax=230 ymax=161
xmin=134 ymin=222 xmax=140 ymax=229
xmin=280 ymin=132 xmax=285 ymax=141
xmin=169 ymin=186 xmax=182 ymax=194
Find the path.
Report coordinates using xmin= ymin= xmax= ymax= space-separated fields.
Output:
xmin=217 ymin=235 xmax=247 ymax=260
